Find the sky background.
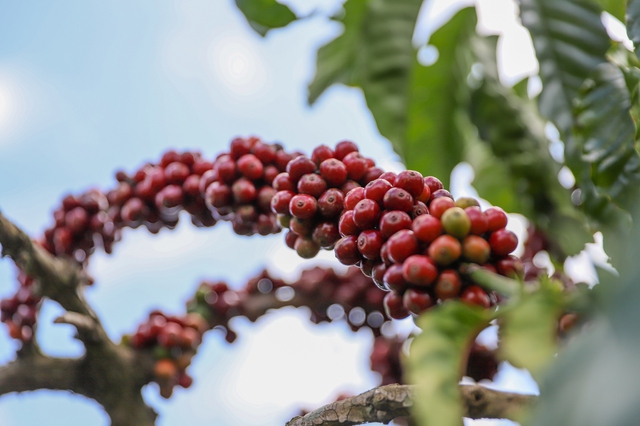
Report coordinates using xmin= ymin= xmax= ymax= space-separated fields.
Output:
xmin=0 ymin=0 xmax=624 ymax=425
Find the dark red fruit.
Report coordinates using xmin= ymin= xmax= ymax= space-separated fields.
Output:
xmin=424 ymin=176 xmax=443 ymax=194
xmin=273 ymin=172 xmax=295 ymax=191
xmin=338 ymin=210 xmax=360 ymax=236
xmin=285 ymin=231 xmax=298 ymax=249
xmin=334 ymin=236 xmax=362 ymax=265
xmin=156 ymin=185 xmax=183 ymax=209
xmin=434 ymin=270 xmax=462 ymax=300
xmin=465 ymin=207 xmax=488 ymax=235
xmin=290 ymin=217 xmax=314 ymax=236
xmin=237 ymin=154 xmax=264 ymax=180
xmin=318 ymin=189 xmax=345 ymax=218
xmin=363 ymin=167 xmax=384 ymax=184
xmin=340 ymin=180 xmax=361 ymax=195
xmin=402 ymin=255 xmax=438 ymax=286
xmin=271 ymin=191 xmax=295 ymax=215
xmin=319 ymin=159 xmax=348 ymax=187
xmin=379 ymin=210 xmax=412 ymax=239
xmin=164 ymin=162 xmax=190 ymax=185
xmin=65 ymin=207 xmax=89 ymax=234
xmin=428 ymin=235 xmax=462 ymax=266
xmin=383 ymin=188 xmax=413 ymax=212
xmin=344 ymin=187 xmax=365 ymax=210
xmin=257 ymin=186 xmax=276 ymax=212
xmin=485 ymin=207 xmax=508 ymax=231
xmin=403 ymin=289 xmax=435 ymax=315
xmin=297 ymin=173 xmax=327 ymax=198
xmin=357 ymin=230 xmax=383 ymax=260
xmin=379 ymin=172 xmax=397 ymax=185
xmin=395 ymin=171 xmax=424 ymax=198
xmin=286 ymin=156 xmax=317 ymax=182
xmin=430 ymin=189 xmax=453 ymax=200
xmin=312 ymin=221 xmax=341 ymax=248
xmin=383 ymin=264 xmax=408 ymax=293
xmin=289 ymin=194 xmax=318 ymax=219
xmin=410 ymin=201 xmax=429 ymax=219
xmin=353 ymin=199 xmax=380 ymax=230
xmin=461 ymin=285 xmax=491 ymax=308
xmin=372 ymin=263 xmax=388 ymax=290
xmin=334 ymin=140 xmax=359 ymax=160
xmin=205 ymin=182 xmax=232 ymax=209
xmin=251 ymin=141 xmax=277 ymax=164
xmin=429 ymin=197 xmax=455 ymax=219
xmin=386 ymin=230 xmax=419 ymax=263
xmin=383 ymin=291 xmax=410 ymax=320
xmin=311 ymin=145 xmax=335 ymax=165
xmin=412 ymin=215 xmax=442 ymax=243
xmin=364 ymin=179 xmax=393 ymax=205
xmin=230 ymin=137 xmax=252 ymax=159
xmin=496 ymin=255 xmax=524 ymax=278
xmin=342 ymin=152 xmax=368 ymax=181
xmin=489 ymin=229 xmax=518 ymax=256
xmin=232 ymin=178 xmax=257 ymax=203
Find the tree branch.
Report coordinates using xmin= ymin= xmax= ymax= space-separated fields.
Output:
xmin=286 ymin=384 xmax=537 ymax=426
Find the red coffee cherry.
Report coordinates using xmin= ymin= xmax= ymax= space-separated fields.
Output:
xmin=489 ymin=229 xmax=518 ymax=257
xmin=428 ymin=235 xmax=462 ymax=266
xmin=465 ymin=207 xmax=488 ymax=235
xmin=229 ymin=137 xmax=252 ymax=159
xmin=371 ymin=263 xmax=388 ymax=290
xmin=485 ymin=207 xmax=508 ymax=231
xmin=395 ymin=170 xmax=424 ymax=198
xmin=251 ymin=141 xmax=277 ymax=164
xmin=344 ymin=187 xmax=365 ymax=210
xmin=364 ymin=179 xmax=393 ymax=205
xmin=416 ymin=184 xmax=432 ymax=203
xmin=232 ymin=178 xmax=257 ymax=203
xmin=383 ymin=188 xmax=414 ymax=212
xmin=424 ymin=176 xmax=443 ymax=194
xmin=342 ymin=152 xmax=369 ymax=181
xmin=363 ymin=167 xmax=384 ymax=184
xmin=237 ymin=154 xmax=264 ymax=180
xmin=386 ymin=230 xmax=419 ymax=263
xmin=357 ymin=230 xmax=383 ymax=260
xmin=318 ymin=189 xmax=345 ymax=218
xmin=412 ymin=215 xmax=442 ymax=243
xmin=410 ymin=201 xmax=429 ymax=219
xmin=273 ymin=172 xmax=295 ymax=191
xmin=461 ymin=285 xmax=491 ymax=308
xmin=403 ymin=289 xmax=435 ymax=315
xmin=271 ymin=190 xmax=295 ymax=215
xmin=383 ymin=265 xmax=409 ymax=294
xmin=379 ymin=171 xmax=397 ymax=185
xmin=164 ymin=162 xmax=190 ymax=185
xmin=297 ymin=173 xmax=328 ymax=198
xmin=338 ymin=210 xmax=360 ymax=236
xmin=353 ymin=199 xmax=380 ymax=230
xmin=340 ymin=180 xmax=361 ymax=195
xmin=284 ymin=231 xmax=298 ymax=249
xmin=379 ymin=210 xmax=412 ymax=239
xmin=435 ymin=270 xmax=462 ymax=300
xmin=311 ymin=144 xmax=335 ymax=165
xmin=215 ymin=157 xmax=238 ymax=184
xmin=429 ymin=197 xmax=455 ymax=219
xmin=402 ymin=255 xmax=438 ymax=286
xmin=334 ymin=140 xmax=359 ymax=160
xmin=205 ymin=182 xmax=232 ymax=209
xmin=335 ymin=235 xmax=362 ymax=265
xmin=462 ymin=235 xmax=491 ymax=264
xmin=312 ymin=221 xmax=341 ymax=248
xmin=496 ymin=255 xmax=524 ymax=278
xmin=289 ymin=194 xmax=318 ymax=219
xmin=319 ymin=159 xmax=349 ymax=187
xmin=287 ymin=156 xmax=317 ymax=182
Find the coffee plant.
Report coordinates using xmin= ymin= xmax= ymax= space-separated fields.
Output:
xmin=2 ymin=1 xmax=640 ymax=426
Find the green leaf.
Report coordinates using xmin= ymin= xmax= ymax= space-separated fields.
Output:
xmin=308 ymin=3 xmax=475 ymax=188
xmin=406 ymin=302 xmax=492 ymax=426
xmin=598 ymin=0 xmax=627 ymax=22
xmin=498 ymin=277 xmax=565 ymax=380
xmin=519 ymin=0 xmax=610 ymax=134
xmin=468 ymin=36 xmax=592 ymax=258
xmin=628 ymin=0 xmax=640 ymax=58
xmin=234 ymin=0 xmax=297 ymax=37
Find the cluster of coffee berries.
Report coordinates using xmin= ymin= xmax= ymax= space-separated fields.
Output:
xmin=324 ymin=169 xmax=522 ymax=319
xmin=0 ymin=274 xmax=40 ymax=342
xmin=127 ymin=311 xmax=208 ymax=398
xmin=203 ymin=136 xmax=295 ymax=236
xmin=270 ymin=141 xmax=384 ymax=259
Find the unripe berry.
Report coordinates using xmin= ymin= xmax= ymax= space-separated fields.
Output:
xmin=386 ymin=230 xmax=419 ymax=263
xmin=395 ymin=171 xmax=424 ymax=198
xmin=295 ymin=237 xmax=321 ymax=259
xmin=289 ymin=194 xmax=318 ymax=219
xmin=489 ymin=229 xmax=518 ymax=257
xmin=154 ymin=359 xmax=178 ymax=380
xmin=334 ymin=236 xmax=362 ymax=265
xmin=312 ymin=221 xmax=341 ymax=248
xmin=428 ymin=235 xmax=462 ymax=266
xmin=379 ymin=210 xmax=412 ymax=239
xmin=441 ymin=207 xmax=471 ymax=238
xmin=455 ymin=197 xmax=479 ymax=209
xmin=403 ymin=289 xmax=435 ymax=315
xmin=412 ymin=215 xmax=442 ymax=243
xmin=357 ymin=230 xmax=383 ymax=260
xmin=402 ymin=255 xmax=438 ymax=286
xmin=290 ymin=217 xmax=314 ymax=236
xmin=462 ymin=235 xmax=491 ymax=264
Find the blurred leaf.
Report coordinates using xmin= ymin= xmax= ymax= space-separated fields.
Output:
xmin=468 ymin=36 xmax=592 ymax=257
xmin=406 ymin=302 xmax=491 ymax=426
xmin=234 ymin=0 xmax=297 ymax=37
xmin=498 ymin=277 xmax=565 ymax=380
xmin=512 ymin=76 xmax=530 ymax=99
xmin=519 ymin=0 xmax=610 ymax=134
xmin=308 ymin=3 xmax=475 ymax=188
xmin=628 ymin=0 xmax=640 ymax=58
xmin=597 ymin=0 xmax=627 ymax=22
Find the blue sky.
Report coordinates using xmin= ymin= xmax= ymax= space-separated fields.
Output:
xmin=0 ymin=0 xmax=557 ymax=425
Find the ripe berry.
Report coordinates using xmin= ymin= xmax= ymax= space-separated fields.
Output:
xmin=205 ymin=182 xmax=232 ymax=209
xmin=431 ymin=189 xmax=453 ymax=200
xmin=164 ymin=162 xmax=190 ymax=185
xmin=65 ymin=207 xmax=89 ymax=234
xmin=372 ymin=263 xmax=388 ymax=290
xmin=290 ymin=217 xmax=314 ymax=236
xmin=297 ymin=173 xmax=328 ymax=198
xmin=285 ymin=231 xmax=298 ymax=249
xmin=395 ymin=171 xmax=424 ymax=198
xmin=334 ymin=140 xmax=359 ymax=160
xmin=462 ymin=235 xmax=491 ymax=264
xmin=461 ymin=285 xmax=491 ymax=308
xmin=363 ymin=167 xmax=384 ymax=184
xmin=364 ymin=179 xmax=393 ymax=205
xmin=429 ymin=197 xmax=455 ymax=219
xmin=215 ymin=158 xmax=238 ymax=184
xmin=428 ymin=235 xmax=462 ymax=266
xmin=496 ymin=255 xmax=524 ymax=278
xmin=251 ymin=141 xmax=277 ymax=164
xmin=383 ymin=291 xmax=410 ymax=320
xmin=263 ymin=165 xmax=280 ymax=185
xmin=273 ymin=172 xmax=295 ymax=191
xmin=289 ymin=194 xmax=318 ymax=219
xmin=485 ymin=207 xmax=508 ymax=231
xmin=410 ymin=201 xmax=429 ymax=219
xmin=257 ymin=186 xmax=277 ymax=212
xmin=489 ymin=229 xmax=518 ymax=256
xmin=344 ymin=187 xmax=365 ymax=210
xmin=311 ymin=145 xmax=335 ymax=165
xmin=416 ymin=184 xmax=432 ymax=203
xmin=318 ymin=189 xmax=345 ymax=218
xmin=465 ymin=207 xmax=488 ymax=235
xmin=403 ymin=289 xmax=435 ymax=315
xmin=295 ymin=237 xmax=321 ymax=259
xmin=287 ymin=156 xmax=317 ymax=182
xmin=232 ymin=178 xmax=257 ymax=203
xmin=229 ymin=137 xmax=252 ymax=159
xmin=383 ymin=188 xmax=413 ymax=212
xmin=379 ymin=210 xmax=412 ymax=239
xmin=383 ymin=264 xmax=408 ymax=293
xmin=237 ymin=154 xmax=264 ymax=180
xmin=379 ymin=172 xmax=397 ymax=185
xmin=182 ymin=174 xmax=201 ymax=197
xmin=340 ymin=180 xmax=361 ymax=195
xmin=424 ymin=176 xmax=443 ymax=194
xmin=335 ymin=236 xmax=362 ymax=265
xmin=319 ymin=159 xmax=348 ymax=187
xmin=357 ymin=230 xmax=383 ymax=259
xmin=412 ymin=215 xmax=442 ymax=243
xmin=312 ymin=221 xmax=341 ymax=248
xmin=342 ymin=152 xmax=368 ymax=181
xmin=156 ymin=185 xmax=183 ymax=209
xmin=402 ymin=255 xmax=438 ymax=286
xmin=353 ymin=199 xmax=380 ymax=230
xmin=386 ymin=230 xmax=419 ymax=263
xmin=338 ymin=210 xmax=360 ymax=236
xmin=434 ymin=270 xmax=462 ymax=300
xmin=441 ymin=207 xmax=471 ymax=238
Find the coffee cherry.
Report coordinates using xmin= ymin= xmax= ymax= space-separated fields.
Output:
xmin=156 ymin=185 xmax=184 ymax=210
xmin=431 ymin=189 xmax=453 ymax=200
xmin=383 ymin=264 xmax=408 ymax=293
xmin=335 ymin=236 xmax=362 ymax=265
xmin=412 ymin=215 xmax=442 ymax=243
xmin=289 ymin=194 xmax=318 ymax=219
xmin=273 ymin=172 xmax=295 ymax=191
xmin=395 ymin=171 xmax=424 ymax=198
xmin=429 ymin=197 xmax=455 ymax=219
xmin=311 ymin=145 xmax=335 ymax=165
xmin=312 ymin=221 xmax=341 ymax=248
xmin=403 ymin=289 xmax=435 ymax=315
xmin=402 ymin=255 xmax=438 ymax=286
xmin=424 ymin=176 xmax=443 ymax=194
xmin=416 ymin=184 xmax=432 ymax=203
xmin=334 ymin=140 xmax=359 ymax=160
xmin=441 ymin=207 xmax=471 ymax=238
xmin=353 ymin=199 xmax=380 ymax=230
xmin=363 ymin=167 xmax=384 ymax=184
xmin=342 ymin=152 xmax=368 ymax=181
xmin=462 ymin=235 xmax=491 ymax=264
xmin=383 ymin=188 xmax=413 ymax=212
xmin=371 ymin=263 xmax=388 ymax=290
xmin=357 ymin=230 xmax=383 ymax=260
xmin=383 ymin=291 xmax=410 ymax=320
xmin=232 ymin=178 xmax=257 ymax=203
xmin=295 ymin=237 xmax=321 ymax=259
xmin=263 ymin=165 xmax=279 ymax=185
xmin=379 ymin=210 xmax=412 ymax=239
xmin=461 ymin=285 xmax=491 ymax=308
xmin=386 ymin=230 xmax=419 ymax=263
xmin=428 ymin=235 xmax=462 ymax=266
xmin=410 ymin=201 xmax=428 ymax=219
xmin=257 ymin=186 xmax=277 ymax=212
xmin=485 ymin=207 xmax=508 ymax=231
xmin=251 ymin=141 xmax=277 ymax=164
xmin=154 ymin=359 xmax=178 ymax=380
xmin=290 ymin=217 xmax=314 ymax=236
xmin=318 ymin=189 xmax=345 ymax=218
xmin=338 ymin=210 xmax=360 ymax=236
xmin=434 ymin=270 xmax=462 ymax=300
xmin=65 ymin=207 xmax=89 ymax=234
xmin=364 ymin=179 xmax=393 ymax=205
xmin=285 ymin=231 xmax=298 ymax=249
xmin=496 ymin=255 xmax=524 ymax=278
xmin=229 ymin=137 xmax=252 ymax=159
xmin=237 ymin=154 xmax=264 ymax=180
xmin=489 ymin=229 xmax=518 ymax=257
xmin=340 ymin=180 xmax=361 ymax=195
xmin=287 ymin=156 xmax=317 ymax=182
xmin=344 ymin=187 xmax=365 ymax=210
xmin=205 ymin=182 xmax=232 ymax=209
xmin=297 ymin=174 xmax=328 ymax=198
xmin=379 ymin=171 xmax=397 ymax=185
xmin=465 ymin=207 xmax=488 ymax=235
